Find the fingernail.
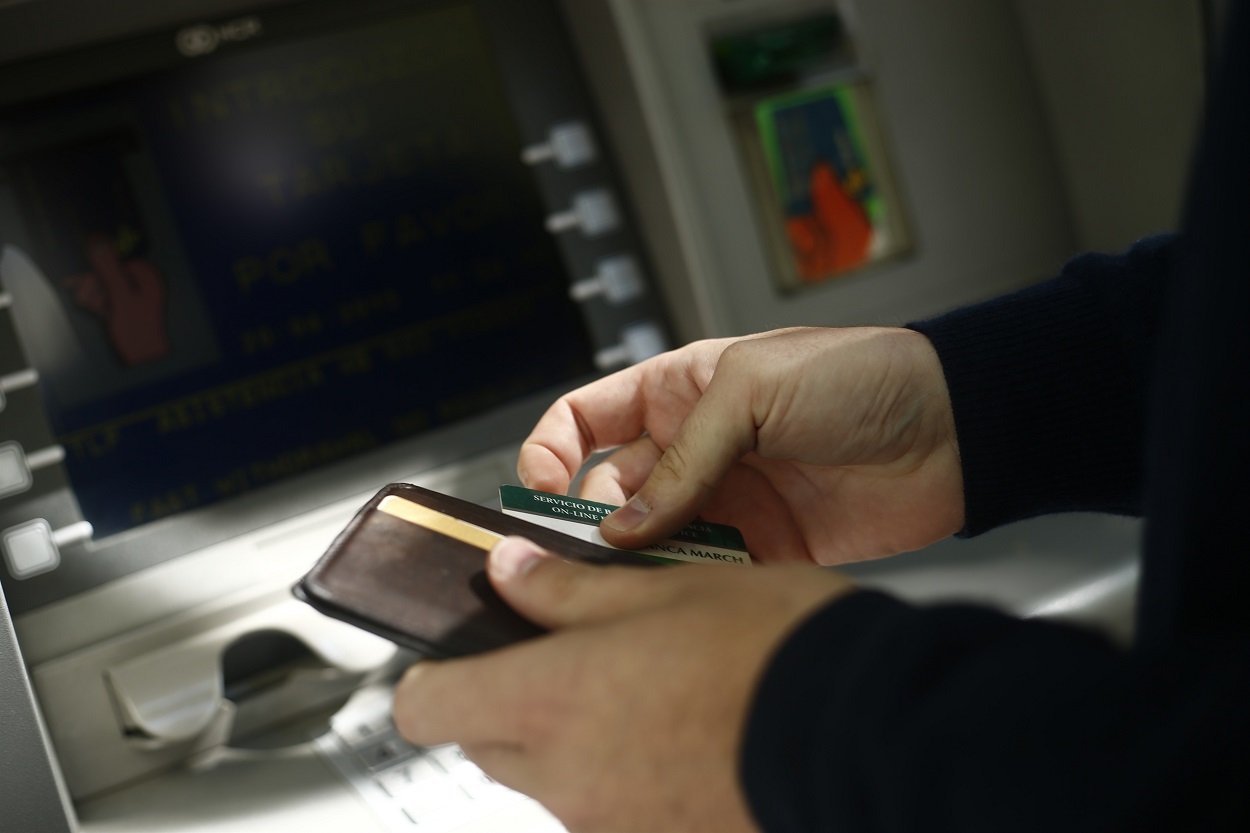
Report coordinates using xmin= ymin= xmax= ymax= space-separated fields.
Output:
xmin=605 ymin=496 xmax=650 ymax=532
xmin=490 ymin=536 xmax=547 ymax=580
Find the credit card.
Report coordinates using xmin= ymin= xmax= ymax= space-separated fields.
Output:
xmin=499 ymin=485 xmax=752 ymax=566
xmin=377 ymin=494 xmax=502 ymax=550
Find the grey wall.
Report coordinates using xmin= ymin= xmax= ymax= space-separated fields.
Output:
xmin=1013 ymin=0 xmax=1206 ymax=253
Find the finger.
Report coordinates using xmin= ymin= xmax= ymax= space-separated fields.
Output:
xmin=457 ymin=742 xmax=536 ymax=797
xmin=699 ymin=458 xmax=815 ymax=565
xmin=577 ymin=435 xmax=663 ymax=505
xmin=488 ymin=536 xmax=672 ymax=630
xmin=599 ymin=364 xmax=758 ymax=549
xmin=84 ymin=234 xmax=132 ymax=297
xmin=393 ymin=650 xmax=543 ymax=747
xmin=517 ymin=365 xmax=655 ymax=492
xmin=518 ymin=338 xmax=733 ymax=494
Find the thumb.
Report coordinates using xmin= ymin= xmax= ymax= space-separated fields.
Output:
xmin=488 ymin=536 xmax=669 ymax=630
xmin=600 ymin=369 xmax=756 ymax=548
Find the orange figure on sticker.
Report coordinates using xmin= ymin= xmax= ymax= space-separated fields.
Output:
xmin=785 ymin=162 xmax=873 ymax=281
xmin=757 ymin=86 xmax=885 ymax=286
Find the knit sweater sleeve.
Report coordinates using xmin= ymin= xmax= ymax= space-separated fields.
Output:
xmin=907 ymin=234 xmax=1173 ymax=535
xmin=741 ymin=590 xmax=1250 ymax=832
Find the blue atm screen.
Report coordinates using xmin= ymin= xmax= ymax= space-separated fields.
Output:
xmin=0 ymin=4 xmax=594 ymax=536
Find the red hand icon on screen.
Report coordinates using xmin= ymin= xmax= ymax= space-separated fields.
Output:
xmin=785 ymin=162 xmax=874 ymax=282
xmin=65 ymin=234 xmax=170 ymax=366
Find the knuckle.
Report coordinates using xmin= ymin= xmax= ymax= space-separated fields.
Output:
xmin=515 ymin=692 xmax=561 ymax=743
xmin=391 ymin=662 xmax=437 ymax=733
xmin=394 ymin=663 xmax=424 ymax=696
xmin=537 ymin=558 xmax=592 ymax=610
xmin=391 ymin=705 xmax=420 ymax=743
xmin=717 ymin=338 xmax=755 ymax=371
xmin=656 ymin=437 xmax=721 ymax=497
xmin=656 ymin=442 xmax=693 ymax=481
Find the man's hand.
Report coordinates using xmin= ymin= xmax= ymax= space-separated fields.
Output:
xmin=520 ymin=326 xmax=963 ymax=565
xmin=393 ymin=536 xmax=855 ymax=833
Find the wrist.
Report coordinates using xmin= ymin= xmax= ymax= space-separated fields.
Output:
xmin=894 ymin=327 xmax=965 ymax=533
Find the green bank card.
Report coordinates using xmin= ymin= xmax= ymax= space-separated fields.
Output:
xmin=499 ymin=485 xmax=752 ymax=566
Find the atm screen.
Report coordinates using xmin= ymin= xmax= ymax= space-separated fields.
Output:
xmin=0 ymin=1 xmax=608 ymax=539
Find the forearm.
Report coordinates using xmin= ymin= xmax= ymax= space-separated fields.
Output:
xmin=741 ymin=589 xmax=1250 ymax=832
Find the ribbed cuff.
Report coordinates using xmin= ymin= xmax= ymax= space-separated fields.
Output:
xmin=909 ymin=272 xmax=1144 ymax=535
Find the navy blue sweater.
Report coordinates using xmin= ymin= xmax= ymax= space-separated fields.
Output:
xmin=742 ymin=5 xmax=1250 ymax=831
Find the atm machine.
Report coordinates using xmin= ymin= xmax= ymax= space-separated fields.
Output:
xmin=0 ymin=1 xmax=1205 ymax=831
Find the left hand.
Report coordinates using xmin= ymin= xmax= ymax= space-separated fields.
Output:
xmin=392 ymin=536 xmax=855 ymax=833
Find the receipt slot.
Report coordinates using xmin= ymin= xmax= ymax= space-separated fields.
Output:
xmin=31 ymin=591 xmax=399 ymax=800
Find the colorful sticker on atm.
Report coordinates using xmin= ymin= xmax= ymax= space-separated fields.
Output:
xmin=756 ymin=85 xmax=883 ymax=283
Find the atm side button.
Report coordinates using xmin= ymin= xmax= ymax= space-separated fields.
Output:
xmin=0 ymin=441 xmax=33 ymax=498
xmin=522 ymin=121 xmax=598 ymax=170
xmin=545 ymin=188 xmax=621 ymax=238
xmin=0 ymin=368 xmax=39 ymax=414
xmin=0 ymin=441 xmax=65 ymax=500
xmin=1 ymin=518 xmax=92 ymax=580
xmin=3 ymin=519 xmax=59 ymax=579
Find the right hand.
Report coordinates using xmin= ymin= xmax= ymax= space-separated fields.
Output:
xmin=519 ymin=326 xmax=964 ymax=565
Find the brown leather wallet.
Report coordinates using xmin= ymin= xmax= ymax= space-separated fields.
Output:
xmin=293 ymin=482 xmax=662 ymax=658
